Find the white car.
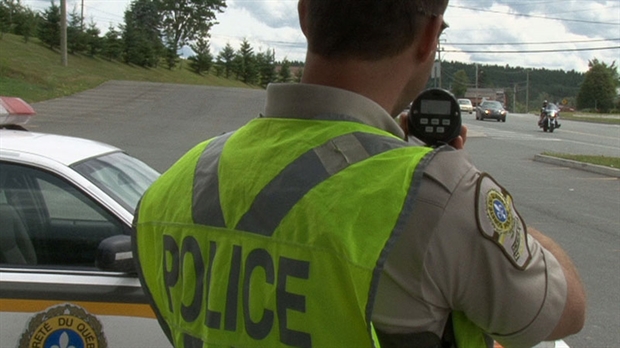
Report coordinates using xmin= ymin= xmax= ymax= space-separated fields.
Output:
xmin=457 ymin=98 xmax=473 ymax=114
xmin=0 ymin=97 xmax=171 ymax=347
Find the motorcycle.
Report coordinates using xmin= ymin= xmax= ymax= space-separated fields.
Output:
xmin=539 ymin=103 xmax=561 ymax=132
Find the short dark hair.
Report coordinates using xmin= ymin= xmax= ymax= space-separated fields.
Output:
xmin=304 ymin=0 xmax=448 ymax=60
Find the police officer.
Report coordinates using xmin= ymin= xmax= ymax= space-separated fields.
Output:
xmin=133 ymin=1 xmax=586 ymax=347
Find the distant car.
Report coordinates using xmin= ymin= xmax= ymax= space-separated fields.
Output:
xmin=476 ymin=100 xmax=507 ymax=122
xmin=457 ymin=98 xmax=473 ymax=114
xmin=0 ymin=97 xmax=170 ymax=347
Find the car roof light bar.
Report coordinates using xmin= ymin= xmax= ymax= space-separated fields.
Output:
xmin=0 ymin=96 xmax=36 ymax=126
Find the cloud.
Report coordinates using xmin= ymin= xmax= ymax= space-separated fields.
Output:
xmin=211 ymin=1 xmax=306 ymax=61
xmin=230 ymin=0 xmax=299 ymax=29
xmin=441 ymin=1 xmax=620 ymax=71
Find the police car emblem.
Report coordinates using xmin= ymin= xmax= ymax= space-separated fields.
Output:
xmin=476 ymin=173 xmax=531 ymax=269
xmin=19 ymin=303 xmax=107 ymax=348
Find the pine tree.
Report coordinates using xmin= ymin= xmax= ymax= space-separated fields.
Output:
xmin=188 ymin=36 xmax=214 ymax=75
xmin=37 ymin=1 xmax=61 ymax=49
xmin=101 ymin=25 xmax=122 ymax=61
xmin=278 ymin=58 xmax=292 ymax=83
xmin=216 ymin=43 xmax=236 ymax=78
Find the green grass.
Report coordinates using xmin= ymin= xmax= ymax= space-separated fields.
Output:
xmin=542 ymin=152 xmax=620 ymax=169
xmin=559 ymin=112 xmax=620 ymax=125
xmin=0 ymin=33 xmax=253 ymax=103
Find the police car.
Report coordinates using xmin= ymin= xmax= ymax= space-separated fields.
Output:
xmin=0 ymin=97 xmax=172 ymax=347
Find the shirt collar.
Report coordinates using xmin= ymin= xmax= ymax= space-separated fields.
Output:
xmin=263 ymin=83 xmax=405 ymax=139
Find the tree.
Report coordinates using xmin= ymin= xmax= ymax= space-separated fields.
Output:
xmin=452 ymin=69 xmax=469 ymax=98
xmin=157 ymin=0 xmax=226 ymax=61
xmin=121 ymin=0 xmax=163 ymax=67
xmin=0 ymin=0 xmax=20 ymax=37
xmin=37 ymin=1 xmax=61 ymax=49
xmin=14 ymin=5 xmax=38 ymax=43
xmin=215 ymin=42 xmax=236 ymax=78
xmin=577 ymin=59 xmax=618 ymax=112
xmin=188 ymin=36 xmax=213 ymax=75
xmin=278 ymin=58 xmax=292 ymax=83
xmin=163 ymin=46 xmax=179 ymax=70
xmin=0 ymin=0 xmax=39 ymax=42
xmin=67 ymin=6 xmax=86 ymax=54
xmin=101 ymin=24 xmax=122 ymax=61
xmin=84 ymin=19 xmax=102 ymax=57
xmin=294 ymin=67 xmax=303 ymax=83
xmin=256 ymin=49 xmax=276 ymax=88
xmin=234 ymin=38 xmax=258 ymax=84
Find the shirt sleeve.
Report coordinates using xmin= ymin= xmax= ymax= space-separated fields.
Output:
xmin=421 ymin=150 xmax=568 ymax=347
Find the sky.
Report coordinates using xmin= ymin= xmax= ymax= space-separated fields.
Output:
xmin=23 ymin=0 xmax=620 ymax=73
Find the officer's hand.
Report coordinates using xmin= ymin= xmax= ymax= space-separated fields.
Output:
xmin=398 ymin=112 xmax=468 ymax=150
xmin=449 ymin=125 xmax=467 ymax=150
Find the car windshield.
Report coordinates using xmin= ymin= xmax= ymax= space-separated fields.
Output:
xmin=459 ymin=100 xmax=471 ymax=105
xmin=483 ymin=101 xmax=502 ymax=109
xmin=72 ymin=152 xmax=159 ymax=214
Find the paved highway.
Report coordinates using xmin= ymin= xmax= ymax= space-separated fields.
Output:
xmin=30 ymin=81 xmax=619 ymax=347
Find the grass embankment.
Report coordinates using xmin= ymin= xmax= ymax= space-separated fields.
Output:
xmin=559 ymin=112 xmax=620 ymax=125
xmin=0 ymin=33 xmax=252 ymax=103
xmin=542 ymin=153 xmax=620 ymax=169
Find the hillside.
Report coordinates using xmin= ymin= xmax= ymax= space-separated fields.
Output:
xmin=0 ymin=33 xmax=253 ymax=103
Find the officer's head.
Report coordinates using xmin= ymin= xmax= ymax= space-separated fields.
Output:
xmin=298 ymin=0 xmax=449 ymax=61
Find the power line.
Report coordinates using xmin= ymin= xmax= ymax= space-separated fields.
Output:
xmin=450 ymin=38 xmax=620 ymax=46
xmin=444 ymin=46 xmax=620 ymax=54
xmin=450 ymin=4 xmax=620 ymax=25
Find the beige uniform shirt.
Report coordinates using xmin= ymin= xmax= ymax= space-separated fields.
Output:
xmin=263 ymin=83 xmax=567 ymax=348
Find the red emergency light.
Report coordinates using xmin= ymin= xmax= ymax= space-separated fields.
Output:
xmin=0 ymin=96 xmax=36 ymax=126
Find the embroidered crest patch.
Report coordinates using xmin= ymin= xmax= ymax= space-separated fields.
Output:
xmin=19 ymin=303 xmax=108 ymax=348
xmin=476 ymin=173 xmax=531 ymax=269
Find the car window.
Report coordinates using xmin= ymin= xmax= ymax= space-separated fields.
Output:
xmin=72 ymin=152 xmax=159 ymax=214
xmin=0 ymin=162 xmax=126 ymax=268
xmin=483 ymin=101 xmax=502 ymax=108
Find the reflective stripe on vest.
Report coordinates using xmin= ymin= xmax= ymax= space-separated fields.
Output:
xmin=135 ymin=117 xmax=435 ymax=348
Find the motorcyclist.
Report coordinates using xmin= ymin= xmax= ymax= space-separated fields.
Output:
xmin=538 ymin=100 xmax=548 ymax=126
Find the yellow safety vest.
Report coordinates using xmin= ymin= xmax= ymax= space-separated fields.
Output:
xmin=134 ymin=116 xmax=485 ymax=347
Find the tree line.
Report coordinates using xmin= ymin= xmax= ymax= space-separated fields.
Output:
xmin=0 ymin=0 xmax=304 ymax=87
xmin=443 ymin=59 xmax=619 ymax=113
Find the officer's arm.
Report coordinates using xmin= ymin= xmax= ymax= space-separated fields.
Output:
xmin=527 ymin=227 xmax=586 ymax=340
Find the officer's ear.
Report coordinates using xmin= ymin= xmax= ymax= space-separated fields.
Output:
xmin=415 ymin=14 xmax=444 ymax=63
xmin=298 ymin=0 xmax=309 ymax=38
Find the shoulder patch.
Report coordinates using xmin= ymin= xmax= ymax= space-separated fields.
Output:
xmin=476 ymin=173 xmax=531 ymax=269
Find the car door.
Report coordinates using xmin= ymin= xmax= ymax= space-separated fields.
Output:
xmin=0 ymin=161 xmax=171 ymax=347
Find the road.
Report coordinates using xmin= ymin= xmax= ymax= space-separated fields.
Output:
xmin=464 ymin=113 xmax=619 ymax=348
xmin=30 ymin=81 xmax=619 ymax=348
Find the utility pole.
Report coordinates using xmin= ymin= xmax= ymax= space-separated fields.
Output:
xmin=81 ymin=0 xmax=84 ymax=30
xmin=60 ymin=0 xmax=67 ymax=66
xmin=437 ymin=39 xmax=443 ymax=89
xmin=526 ymin=70 xmax=530 ymax=113
xmin=513 ymin=83 xmax=517 ymax=112
xmin=475 ymin=63 xmax=479 ymax=106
